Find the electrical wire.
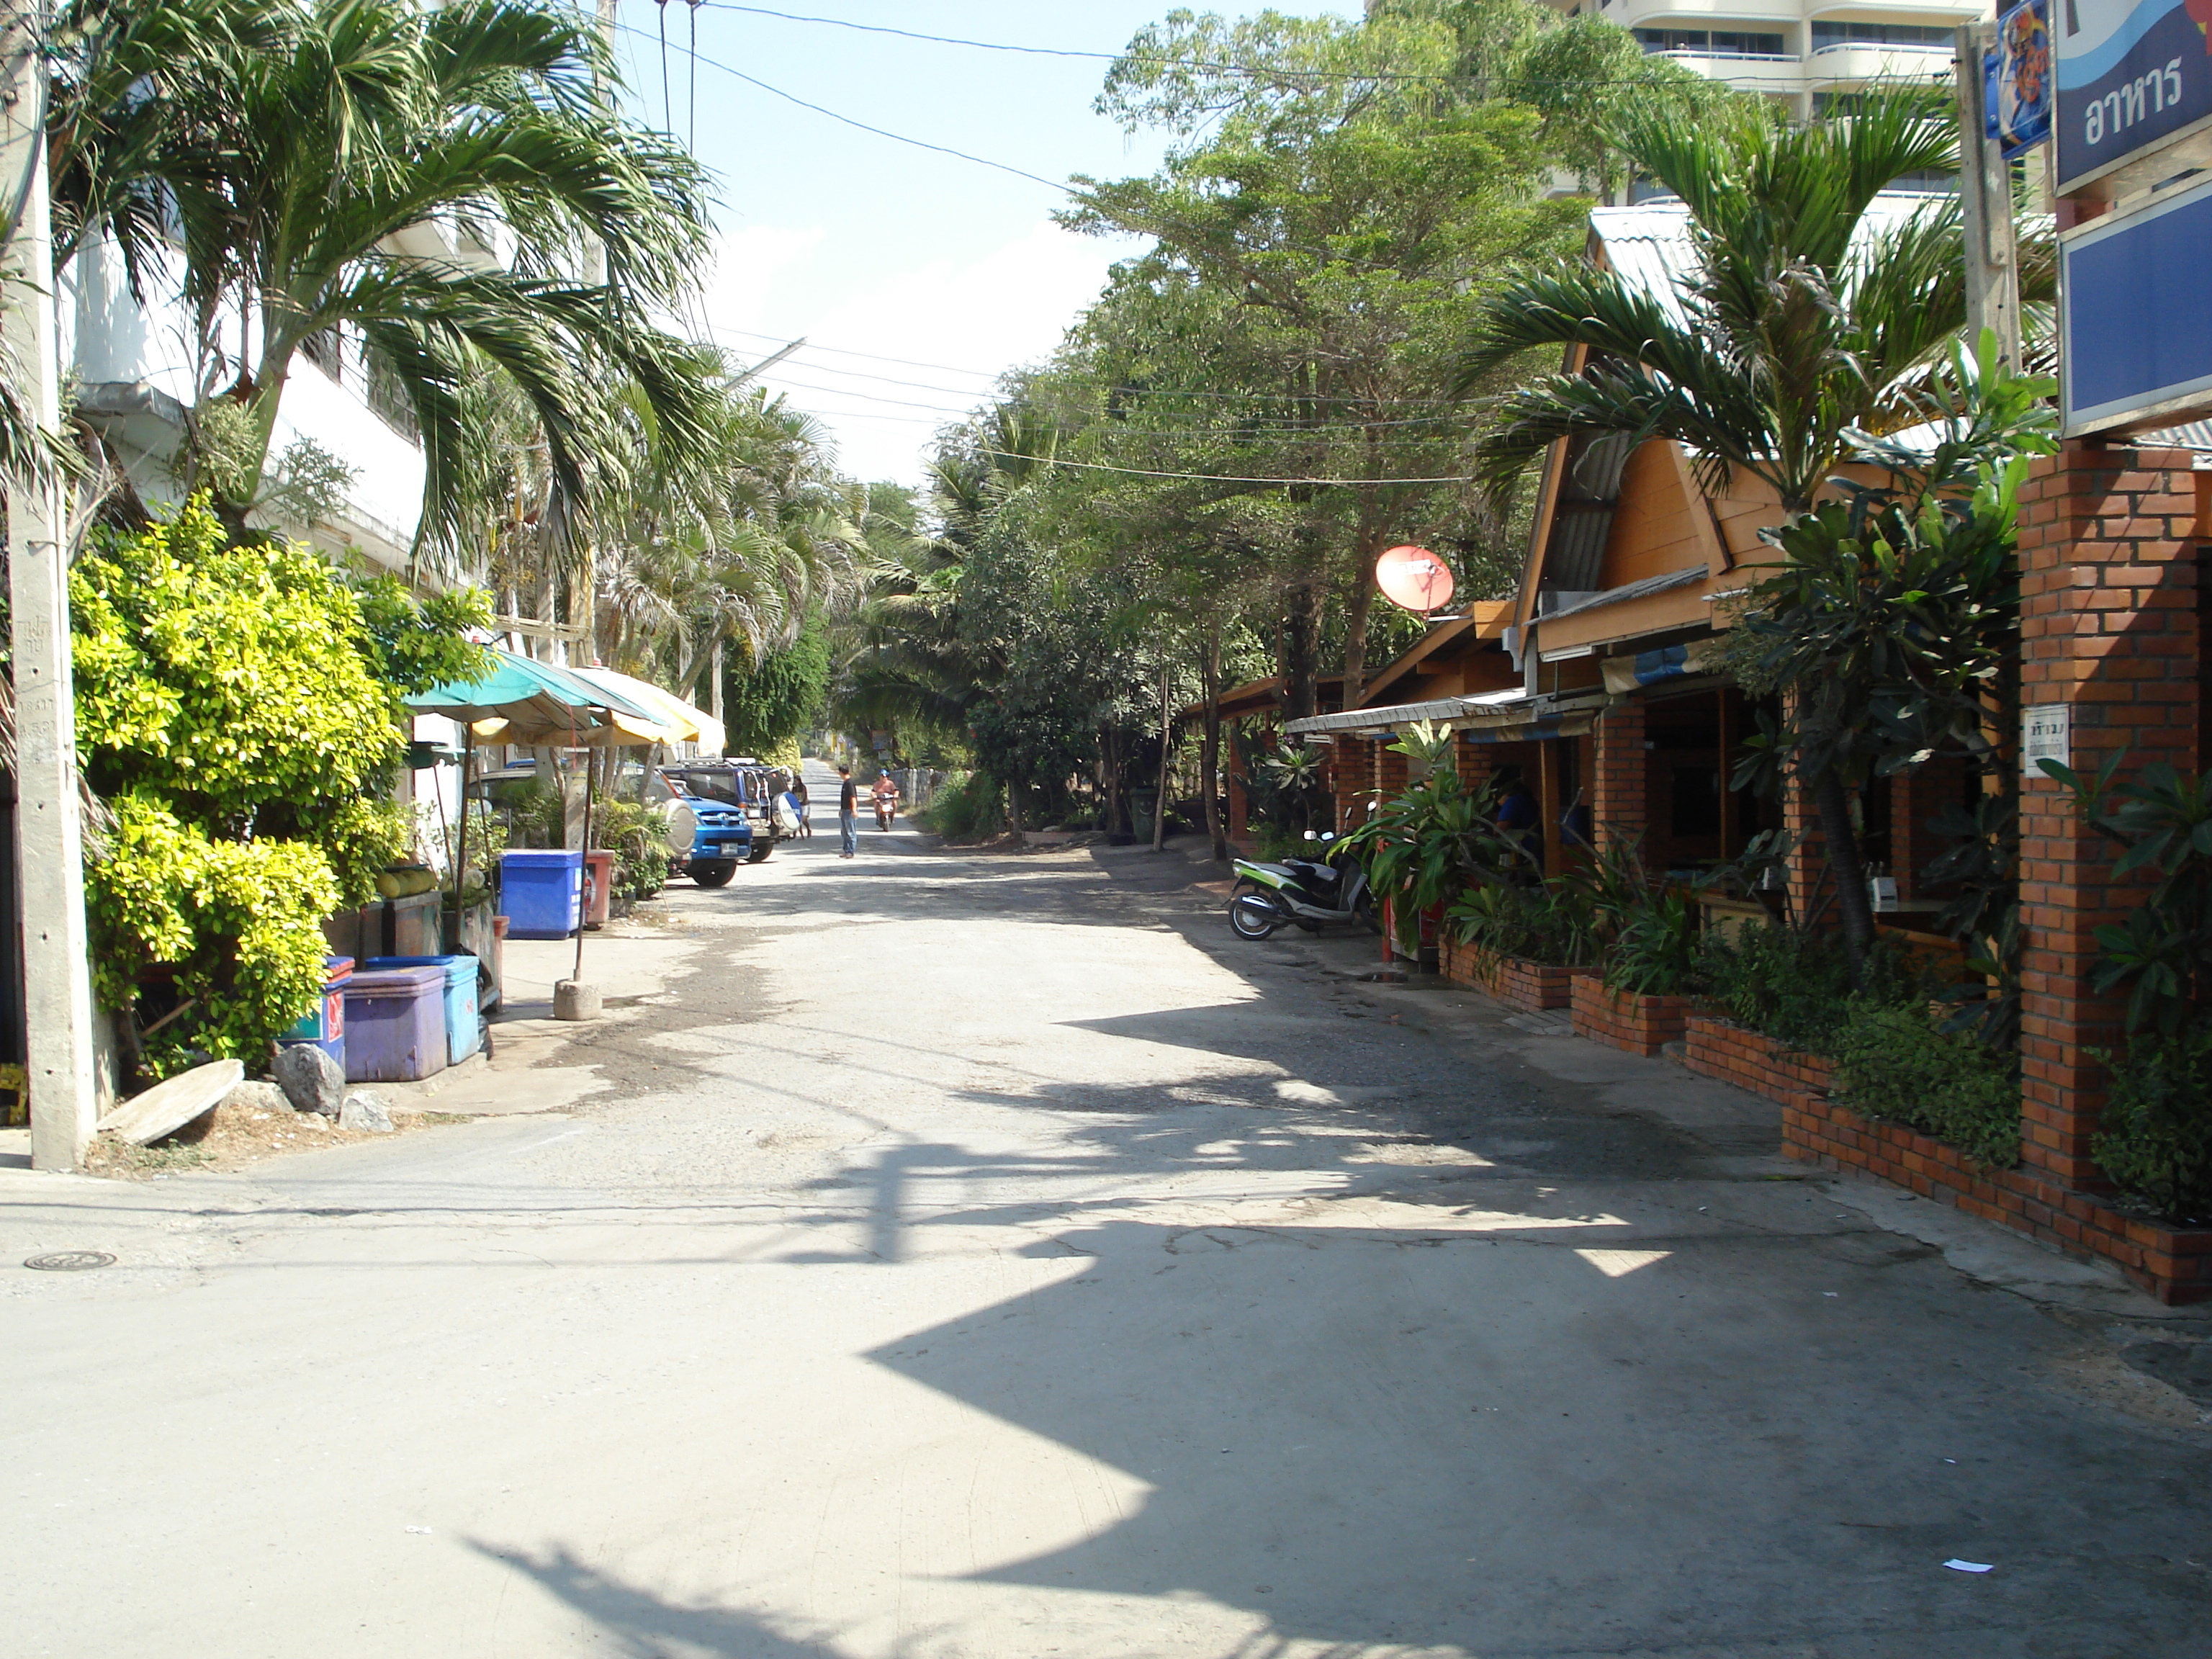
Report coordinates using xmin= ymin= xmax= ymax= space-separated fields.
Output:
xmin=693 ymin=3 xmax=1809 ymax=91
xmin=610 ymin=19 xmax=1066 ymax=191
xmin=703 ymin=325 xmax=1464 ymax=408
xmin=973 ymin=450 xmax=1477 ymax=485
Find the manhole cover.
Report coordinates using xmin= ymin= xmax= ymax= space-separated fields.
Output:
xmin=24 ymin=1251 xmax=116 ymax=1272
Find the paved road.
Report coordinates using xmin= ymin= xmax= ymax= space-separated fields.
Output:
xmin=4 ymin=793 xmax=2210 ymax=1658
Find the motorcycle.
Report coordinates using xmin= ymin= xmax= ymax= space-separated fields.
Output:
xmin=873 ymin=793 xmax=898 ymax=831
xmin=1228 ymin=830 xmax=1380 ymax=940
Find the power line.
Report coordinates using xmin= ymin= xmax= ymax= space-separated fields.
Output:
xmin=695 ymin=3 xmax=1804 ymax=91
xmin=705 ymin=326 xmax=1464 ymax=409
xmin=609 ymin=19 xmax=1065 ymax=191
xmin=976 ymin=450 xmax=1474 ymax=486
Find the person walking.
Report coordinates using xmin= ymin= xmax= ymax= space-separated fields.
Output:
xmin=790 ymin=773 xmax=811 ymax=838
xmin=837 ymin=765 xmax=858 ymax=858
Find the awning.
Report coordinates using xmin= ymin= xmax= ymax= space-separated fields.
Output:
xmin=405 ymin=649 xmax=677 ymax=747
xmin=1285 ymin=688 xmax=1606 ymax=745
xmin=567 ymin=665 xmax=726 ymax=755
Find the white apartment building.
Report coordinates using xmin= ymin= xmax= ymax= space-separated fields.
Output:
xmin=1555 ymin=0 xmax=1987 ymax=120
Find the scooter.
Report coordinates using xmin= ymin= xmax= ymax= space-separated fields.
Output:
xmin=1228 ymin=830 xmax=1380 ymax=940
xmin=873 ymin=793 xmax=897 ymax=831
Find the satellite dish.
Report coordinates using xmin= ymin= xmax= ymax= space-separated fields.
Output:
xmin=1375 ymin=544 xmax=1454 ymax=614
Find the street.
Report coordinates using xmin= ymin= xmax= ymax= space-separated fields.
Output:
xmin=4 ymin=791 xmax=2210 ymax=1659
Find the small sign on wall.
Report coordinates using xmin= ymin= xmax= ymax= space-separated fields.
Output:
xmin=2022 ymin=703 xmax=2072 ymax=772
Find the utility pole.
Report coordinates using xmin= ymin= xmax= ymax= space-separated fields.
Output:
xmin=3 ymin=3 xmax=100 ymax=1168
xmin=1955 ymin=22 xmax=2023 ymax=368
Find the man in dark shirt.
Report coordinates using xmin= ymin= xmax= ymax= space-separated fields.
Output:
xmin=837 ymin=765 xmax=858 ymax=858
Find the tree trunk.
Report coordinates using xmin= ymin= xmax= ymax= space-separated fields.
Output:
xmin=1201 ymin=626 xmax=1228 ymax=862
xmin=1152 ymin=658 xmax=1172 ymax=853
xmin=1811 ymin=765 xmax=1876 ymax=981
xmin=1283 ymin=577 xmax=1321 ymax=721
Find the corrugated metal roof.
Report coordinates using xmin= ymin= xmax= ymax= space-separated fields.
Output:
xmin=1588 ymin=195 xmax=1980 ymax=325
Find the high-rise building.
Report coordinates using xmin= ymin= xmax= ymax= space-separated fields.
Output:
xmin=1552 ymin=0 xmax=1986 ymax=121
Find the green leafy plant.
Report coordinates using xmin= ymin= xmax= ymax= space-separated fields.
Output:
xmin=593 ymin=797 xmax=671 ymax=902
xmin=1697 ymin=922 xmax=1930 ymax=1056
xmin=1604 ymin=887 xmax=1700 ymax=998
xmin=916 ymin=770 xmax=1002 ymax=840
xmin=1344 ymin=721 xmax=1527 ymax=951
xmin=1829 ymin=999 xmax=2020 ymax=1169
xmin=1450 ymin=881 xmax=1596 ymax=968
xmin=2092 ymin=1025 xmax=2212 ymax=1223
xmin=2041 ymin=755 xmax=2212 ymax=1217
xmin=71 ymin=499 xmax=480 ymax=1079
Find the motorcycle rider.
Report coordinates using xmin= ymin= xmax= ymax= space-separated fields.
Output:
xmin=871 ymin=768 xmax=901 ymax=830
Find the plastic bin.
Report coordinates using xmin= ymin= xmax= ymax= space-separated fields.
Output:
xmin=364 ymin=954 xmax=481 ymax=1066
xmin=276 ymin=955 xmax=353 ymax=1072
xmin=499 ymin=849 xmax=583 ymax=939
xmin=341 ymin=963 xmax=449 ymax=1082
xmin=583 ymin=849 xmax=613 ymax=927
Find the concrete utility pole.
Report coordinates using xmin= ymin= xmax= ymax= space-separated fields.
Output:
xmin=2 ymin=4 xmax=100 ymax=1168
xmin=1955 ymin=22 xmax=2023 ymax=369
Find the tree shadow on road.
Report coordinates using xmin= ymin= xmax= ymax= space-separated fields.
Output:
xmin=467 ymin=1541 xmax=831 ymax=1658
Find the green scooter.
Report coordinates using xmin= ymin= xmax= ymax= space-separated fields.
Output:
xmin=1228 ymin=830 xmax=1378 ymax=940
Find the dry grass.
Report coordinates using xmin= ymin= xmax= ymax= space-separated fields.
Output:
xmin=82 ymin=1101 xmax=467 ymax=1180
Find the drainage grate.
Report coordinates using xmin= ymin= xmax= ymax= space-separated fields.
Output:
xmin=24 ymin=1251 xmax=116 ymax=1272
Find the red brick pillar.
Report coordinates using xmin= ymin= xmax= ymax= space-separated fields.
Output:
xmin=1590 ymin=701 xmax=1647 ymax=852
xmin=2015 ymin=443 xmax=2203 ymax=1186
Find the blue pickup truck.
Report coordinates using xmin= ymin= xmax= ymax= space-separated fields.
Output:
xmin=655 ymin=761 xmax=797 ymax=886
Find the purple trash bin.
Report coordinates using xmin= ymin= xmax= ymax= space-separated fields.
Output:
xmin=341 ymin=963 xmax=449 ymax=1083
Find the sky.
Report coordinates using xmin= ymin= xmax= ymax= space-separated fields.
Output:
xmin=606 ymin=1 xmax=1362 ymax=486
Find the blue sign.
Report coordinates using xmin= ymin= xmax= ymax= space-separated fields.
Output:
xmin=2062 ymin=174 xmax=2212 ymax=429
xmin=1988 ymin=0 xmax=2054 ymax=158
xmin=2057 ymin=0 xmax=2212 ymax=192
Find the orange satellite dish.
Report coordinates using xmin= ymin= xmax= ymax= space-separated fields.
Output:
xmin=1375 ymin=544 xmax=1454 ymax=614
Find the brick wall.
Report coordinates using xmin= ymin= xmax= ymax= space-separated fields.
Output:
xmin=1570 ymin=977 xmax=1689 ymax=1056
xmin=1377 ymin=740 xmax=1410 ymax=798
xmin=2015 ymin=444 xmax=2203 ymax=1187
xmin=1788 ymin=1089 xmax=2212 ymax=1305
xmin=1455 ymin=734 xmax=1496 ymax=796
xmin=1589 ymin=702 xmax=1647 ymax=850
xmin=1440 ymin=939 xmax=1594 ymax=1011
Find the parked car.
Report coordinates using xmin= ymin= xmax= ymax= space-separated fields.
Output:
xmin=654 ymin=760 xmax=800 ymax=881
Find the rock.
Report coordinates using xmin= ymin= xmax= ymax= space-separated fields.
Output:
xmin=339 ymin=1091 xmax=394 ymax=1133
xmin=96 ymin=1059 xmax=246 ymax=1146
xmin=554 ymin=979 xmax=602 ymax=1021
xmin=221 ymin=1080 xmax=294 ymax=1115
xmin=273 ymin=1045 xmax=345 ymax=1116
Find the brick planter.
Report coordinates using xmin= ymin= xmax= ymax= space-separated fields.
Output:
xmin=1440 ymin=939 xmax=1594 ymax=1012
xmin=1684 ymin=1015 xmax=2212 ymax=1304
xmin=1683 ymin=1016 xmax=1836 ymax=1111
xmin=1789 ymin=1092 xmax=2212 ymax=1305
xmin=1571 ymin=978 xmax=1691 ymax=1058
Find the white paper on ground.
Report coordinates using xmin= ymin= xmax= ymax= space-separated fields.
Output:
xmin=1943 ymin=1559 xmax=1993 ymax=1573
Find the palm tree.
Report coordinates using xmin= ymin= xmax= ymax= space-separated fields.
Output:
xmin=48 ymin=0 xmax=718 ymax=554
xmin=1455 ymin=86 xmax=2049 ymax=513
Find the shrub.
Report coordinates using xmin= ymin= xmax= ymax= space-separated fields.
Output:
xmin=593 ymin=798 xmax=670 ymax=901
xmin=1604 ymin=887 xmax=1700 ymax=997
xmin=2093 ymin=1025 xmax=2212 ymax=1223
xmin=1829 ymin=999 xmax=2020 ymax=1169
xmin=69 ymin=500 xmax=481 ymax=1079
xmin=1452 ymin=881 xmax=1594 ymax=968
xmin=1697 ymin=922 xmax=1928 ymax=1054
xmin=917 ymin=770 xmax=1001 ymax=840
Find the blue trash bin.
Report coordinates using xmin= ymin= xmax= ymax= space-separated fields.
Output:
xmin=499 ymin=849 xmax=583 ymax=939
